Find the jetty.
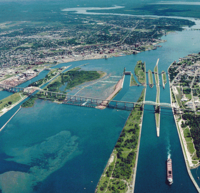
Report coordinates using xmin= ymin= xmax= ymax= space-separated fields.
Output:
xmin=154 ymin=59 xmax=160 ymax=137
xmin=162 ymin=71 xmax=167 ymax=89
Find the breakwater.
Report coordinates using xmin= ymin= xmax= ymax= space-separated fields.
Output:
xmin=0 ymin=106 xmax=21 ymax=131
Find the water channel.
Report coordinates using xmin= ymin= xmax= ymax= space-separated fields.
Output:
xmin=0 ymin=27 xmax=200 ymax=192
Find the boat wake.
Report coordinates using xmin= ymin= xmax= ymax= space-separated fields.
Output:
xmin=167 ymin=138 xmax=171 ymax=159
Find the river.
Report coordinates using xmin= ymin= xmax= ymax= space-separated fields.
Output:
xmin=0 ymin=26 xmax=200 ymax=193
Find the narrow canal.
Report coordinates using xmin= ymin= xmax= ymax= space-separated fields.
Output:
xmin=134 ymin=74 xmax=197 ymax=192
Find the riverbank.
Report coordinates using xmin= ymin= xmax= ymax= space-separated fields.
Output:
xmin=95 ymin=88 xmax=146 ymax=193
xmin=0 ymin=93 xmax=27 ymax=117
xmin=53 ymin=39 xmax=167 ymax=68
xmin=168 ymin=63 xmax=200 ymax=192
xmin=170 ymin=90 xmax=200 ymax=193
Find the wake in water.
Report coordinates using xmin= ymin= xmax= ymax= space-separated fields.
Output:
xmin=167 ymin=137 xmax=171 ymax=159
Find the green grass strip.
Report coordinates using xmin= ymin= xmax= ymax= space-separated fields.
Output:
xmin=148 ymin=70 xmax=153 ymax=87
xmin=96 ymin=89 xmax=145 ymax=193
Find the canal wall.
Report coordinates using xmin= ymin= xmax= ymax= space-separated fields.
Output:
xmin=154 ymin=63 xmax=160 ymax=137
xmin=168 ymin=66 xmax=200 ymax=193
xmin=132 ymin=87 xmax=147 ymax=193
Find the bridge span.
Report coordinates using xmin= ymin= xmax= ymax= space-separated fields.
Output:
xmin=0 ymin=84 xmax=181 ymax=112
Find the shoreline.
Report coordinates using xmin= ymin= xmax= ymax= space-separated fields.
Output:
xmin=0 ymin=95 xmax=27 ymax=117
xmin=131 ymin=88 xmax=146 ymax=193
xmin=52 ymin=39 xmax=166 ymax=69
xmin=168 ymin=64 xmax=200 ymax=192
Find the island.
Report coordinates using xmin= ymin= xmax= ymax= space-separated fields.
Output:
xmin=134 ymin=60 xmax=146 ymax=86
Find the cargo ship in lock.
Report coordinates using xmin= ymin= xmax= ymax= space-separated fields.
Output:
xmin=167 ymin=158 xmax=173 ymax=185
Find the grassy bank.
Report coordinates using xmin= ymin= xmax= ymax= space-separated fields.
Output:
xmin=130 ymin=74 xmax=138 ymax=86
xmin=0 ymin=93 xmax=23 ymax=111
xmin=148 ymin=70 xmax=153 ymax=87
xmin=96 ymin=89 xmax=145 ymax=193
xmin=134 ymin=60 xmax=146 ymax=85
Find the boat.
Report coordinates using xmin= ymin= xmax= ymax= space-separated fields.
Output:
xmin=167 ymin=158 xmax=173 ymax=185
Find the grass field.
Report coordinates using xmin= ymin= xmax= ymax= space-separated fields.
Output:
xmin=183 ymin=128 xmax=196 ymax=156
xmin=148 ymin=70 xmax=153 ymax=87
xmin=185 ymin=94 xmax=192 ymax=100
xmin=0 ymin=93 xmax=23 ymax=111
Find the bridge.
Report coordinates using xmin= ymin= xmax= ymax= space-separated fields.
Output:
xmin=0 ymin=84 xmax=25 ymax=93
xmin=0 ymin=84 xmax=184 ymax=112
xmin=25 ymin=87 xmax=174 ymax=111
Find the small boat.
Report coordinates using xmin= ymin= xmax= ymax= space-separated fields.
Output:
xmin=167 ymin=158 xmax=173 ymax=185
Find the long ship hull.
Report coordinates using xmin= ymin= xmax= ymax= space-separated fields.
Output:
xmin=167 ymin=158 xmax=173 ymax=185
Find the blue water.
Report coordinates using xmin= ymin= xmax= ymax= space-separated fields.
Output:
xmin=17 ymin=70 xmax=50 ymax=88
xmin=59 ymin=82 xmax=68 ymax=92
xmin=0 ymin=90 xmax=12 ymax=101
xmin=0 ymin=100 xmax=130 ymax=193
xmin=135 ymin=74 xmax=197 ymax=192
xmin=0 ymin=26 xmax=200 ymax=193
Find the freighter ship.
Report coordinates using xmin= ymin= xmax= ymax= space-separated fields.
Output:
xmin=167 ymin=158 xmax=173 ymax=185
